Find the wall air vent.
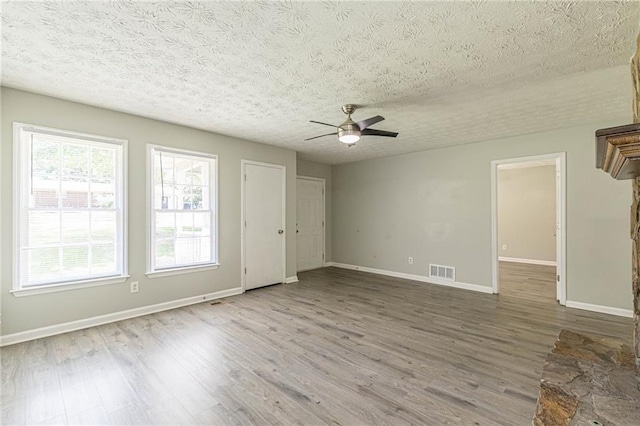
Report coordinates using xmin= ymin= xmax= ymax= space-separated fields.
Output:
xmin=429 ymin=264 xmax=455 ymax=281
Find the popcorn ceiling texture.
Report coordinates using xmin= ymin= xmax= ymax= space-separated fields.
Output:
xmin=1 ymin=1 xmax=638 ymax=164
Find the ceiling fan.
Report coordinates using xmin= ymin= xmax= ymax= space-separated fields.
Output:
xmin=305 ymin=104 xmax=398 ymax=147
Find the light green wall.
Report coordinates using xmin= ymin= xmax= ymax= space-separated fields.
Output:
xmin=332 ymin=124 xmax=632 ymax=310
xmin=498 ymin=165 xmax=556 ymax=262
xmin=1 ymin=87 xmax=633 ymax=335
xmin=0 ymin=87 xmax=297 ymax=335
xmin=296 ymin=159 xmax=332 ymax=263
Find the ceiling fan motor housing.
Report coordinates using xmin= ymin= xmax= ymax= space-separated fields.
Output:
xmin=338 ymin=119 xmax=362 ymax=144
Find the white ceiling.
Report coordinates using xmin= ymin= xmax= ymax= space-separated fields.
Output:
xmin=2 ymin=1 xmax=639 ymax=165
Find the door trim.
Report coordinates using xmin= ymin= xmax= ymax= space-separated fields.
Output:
xmin=296 ymin=175 xmax=326 ymax=272
xmin=241 ymin=160 xmax=287 ymax=292
xmin=490 ymin=152 xmax=566 ymax=305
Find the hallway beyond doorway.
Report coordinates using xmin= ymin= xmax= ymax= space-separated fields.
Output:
xmin=499 ymin=261 xmax=557 ymax=304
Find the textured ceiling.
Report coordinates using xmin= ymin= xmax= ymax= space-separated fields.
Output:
xmin=2 ymin=1 xmax=639 ymax=165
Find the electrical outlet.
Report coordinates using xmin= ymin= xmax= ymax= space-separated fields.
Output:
xmin=408 ymin=257 xmax=414 ymax=264
xmin=502 ymin=244 xmax=507 ymax=251
xmin=130 ymin=281 xmax=139 ymax=293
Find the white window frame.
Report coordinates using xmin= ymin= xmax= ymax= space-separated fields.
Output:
xmin=146 ymin=144 xmax=219 ymax=278
xmin=12 ymin=122 xmax=129 ymax=296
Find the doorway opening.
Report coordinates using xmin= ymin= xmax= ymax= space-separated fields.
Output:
xmin=491 ymin=153 xmax=566 ymax=305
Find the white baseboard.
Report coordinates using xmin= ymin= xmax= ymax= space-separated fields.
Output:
xmin=0 ymin=287 xmax=243 ymax=347
xmin=296 ymin=266 xmax=321 ymax=273
xmin=498 ymin=256 xmax=556 ymax=266
xmin=565 ymin=301 xmax=633 ymax=318
xmin=324 ymin=262 xmax=334 ymax=267
xmin=284 ymin=276 xmax=299 ymax=284
xmin=297 ymin=265 xmax=333 ymax=272
xmin=330 ymin=262 xmax=492 ymax=294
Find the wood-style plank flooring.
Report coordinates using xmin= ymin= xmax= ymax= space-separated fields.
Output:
xmin=1 ymin=267 xmax=632 ymax=425
xmin=499 ymin=261 xmax=557 ymax=304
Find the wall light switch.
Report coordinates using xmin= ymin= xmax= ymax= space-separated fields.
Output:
xmin=502 ymin=244 xmax=507 ymax=251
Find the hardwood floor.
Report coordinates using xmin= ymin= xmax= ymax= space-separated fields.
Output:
xmin=1 ymin=267 xmax=632 ymax=425
xmin=498 ymin=261 xmax=557 ymax=304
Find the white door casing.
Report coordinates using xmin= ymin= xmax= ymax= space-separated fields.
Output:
xmin=297 ymin=177 xmax=325 ymax=271
xmin=242 ymin=161 xmax=286 ymax=291
xmin=491 ymin=152 xmax=566 ymax=305
xmin=555 ymin=166 xmax=562 ymax=301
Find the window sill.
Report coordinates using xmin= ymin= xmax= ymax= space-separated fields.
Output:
xmin=146 ymin=264 xmax=220 ymax=279
xmin=11 ymin=275 xmax=130 ymax=297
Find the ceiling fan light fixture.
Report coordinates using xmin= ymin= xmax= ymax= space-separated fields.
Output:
xmin=338 ymin=132 xmax=360 ymax=144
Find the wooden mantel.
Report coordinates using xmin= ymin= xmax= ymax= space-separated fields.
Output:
xmin=596 ymin=123 xmax=640 ymax=180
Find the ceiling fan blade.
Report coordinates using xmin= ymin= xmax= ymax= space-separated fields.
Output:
xmin=356 ymin=115 xmax=384 ymax=130
xmin=362 ymin=129 xmax=398 ymax=138
xmin=310 ymin=120 xmax=339 ymax=128
xmin=304 ymin=132 xmax=338 ymax=141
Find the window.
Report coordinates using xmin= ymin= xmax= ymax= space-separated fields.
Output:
xmin=14 ymin=123 xmax=127 ymax=292
xmin=148 ymin=145 xmax=217 ymax=275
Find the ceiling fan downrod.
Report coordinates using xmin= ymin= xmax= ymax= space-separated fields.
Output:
xmin=338 ymin=104 xmax=361 ymax=144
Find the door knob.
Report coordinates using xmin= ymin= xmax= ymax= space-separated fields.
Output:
xmin=278 ymin=229 xmax=284 ymax=234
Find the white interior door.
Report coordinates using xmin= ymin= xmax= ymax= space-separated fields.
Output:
xmin=297 ymin=177 xmax=324 ymax=271
xmin=243 ymin=161 xmax=285 ymax=290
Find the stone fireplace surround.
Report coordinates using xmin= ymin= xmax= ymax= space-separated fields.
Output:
xmin=533 ymin=34 xmax=640 ymax=425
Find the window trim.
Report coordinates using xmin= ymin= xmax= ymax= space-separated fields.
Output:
xmin=145 ymin=263 xmax=219 ymax=279
xmin=146 ymin=144 xmax=219 ymax=275
xmin=10 ymin=275 xmax=130 ymax=297
xmin=12 ymin=122 xmax=128 ymax=294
